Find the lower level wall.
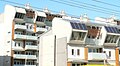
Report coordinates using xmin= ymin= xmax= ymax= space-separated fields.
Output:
xmin=0 ymin=56 xmax=11 ymax=66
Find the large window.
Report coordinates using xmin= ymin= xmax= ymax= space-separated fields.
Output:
xmin=15 ymin=12 xmax=25 ymax=19
xmin=36 ymin=16 xmax=45 ymax=22
xmin=71 ymin=31 xmax=86 ymax=41
xmin=105 ymin=35 xmax=119 ymax=43
xmin=88 ymin=48 xmax=102 ymax=53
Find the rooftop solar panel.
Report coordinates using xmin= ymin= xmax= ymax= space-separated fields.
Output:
xmin=104 ymin=26 xmax=120 ymax=34
xmin=70 ymin=22 xmax=87 ymax=30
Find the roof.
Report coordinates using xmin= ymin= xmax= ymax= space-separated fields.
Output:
xmin=15 ymin=7 xmax=26 ymax=14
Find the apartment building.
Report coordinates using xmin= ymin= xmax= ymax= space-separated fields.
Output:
xmin=39 ymin=16 xmax=120 ymax=66
xmin=0 ymin=4 xmax=48 ymax=66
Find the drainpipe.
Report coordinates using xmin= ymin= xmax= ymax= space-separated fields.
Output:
xmin=54 ymin=35 xmax=56 ymax=66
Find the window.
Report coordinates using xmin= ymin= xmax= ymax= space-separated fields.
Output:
xmin=72 ymin=64 xmax=75 ymax=66
xmin=72 ymin=49 xmax=74 ymax=55
xmin=77 ymin=49 xmax=80 ymax=55
xmin=105 ymin=35 xmax=119 ymax=43
xmin=103 ymin=51 xmax=106 ymax=53
xmin=18 ymin=43 xmax=20 ymax=46
xmin=88 ymin=48 xmax=92 ymax=52
xmin=15 ymin=12 xmax=25 ymax=19
xmin=14 ymin=43 xmax=16 ymax=46
xmin=36 ymin=16 xmax=45 ymax=22
xmin=109 ymin=51 xmax=111 ymax=57
xmin=71 ymin=32 xmax=86 ymax=41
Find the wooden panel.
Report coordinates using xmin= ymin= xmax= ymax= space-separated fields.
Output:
xmin=34 ymin=23 xmax=36 ymax=33
xmin=84 ymin=47 xmax=88 ymax=60
xmin=67 ymin=62 xmax=71 ymax=66
xmin=12 ymin=21 xmax=15 ymax=40
xmin=115 ymin=48 xmax=119 ymax=66
xmin=88 ymin=29 xmax=99 ymax=37
xmin=26 ymin=10 xmax=35 ymax=18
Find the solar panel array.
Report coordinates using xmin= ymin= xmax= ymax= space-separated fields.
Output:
xmin=70 ymin=22 xmax=87 ymax=30
xmin=104 ymin=26 xmax=120 ymax=33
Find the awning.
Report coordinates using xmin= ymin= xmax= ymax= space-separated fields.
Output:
xmin=36 ymin=11 xmax=46 ymax=17
xmin=15 ymin=7 xmax=26 ymax=14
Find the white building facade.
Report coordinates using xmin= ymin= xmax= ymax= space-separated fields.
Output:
xmin=39 ymin=17 xmax=120 ymax=66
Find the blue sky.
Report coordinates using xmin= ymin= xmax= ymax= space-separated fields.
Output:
xmin=0 ymin=0 xmax=120 ymax=20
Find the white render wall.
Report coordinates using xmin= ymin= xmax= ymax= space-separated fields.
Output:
xmin=40 ymin=35 xmax=55 ymax=66
xmin=68 ymin=45 xmax=85 ymax=59
xmin=99 ymin=26 xmax=107 ymax=45
xmin=56 ymin=37 xmax=67 ymax=66
xmin=39 ymin=30 xmax=67 ymax=66
xmin=103 ymin=48 xmax=115 ymax=60
xmin=4 ymin=5 xmax=16 ymax=56
xmin=52 ymin=18 xmax=72 ymax=43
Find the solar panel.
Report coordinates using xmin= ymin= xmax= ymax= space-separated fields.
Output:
xmin=70 ymin=22 xmax=87 ymax=30
xmin=104 ymin=26 xmax=119 ymax=33
xmin=70 ymin=22 xmax=76 ymax=29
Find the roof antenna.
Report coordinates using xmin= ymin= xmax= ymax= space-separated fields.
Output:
xmin=25 ymin=3 xmax=31 ymax=9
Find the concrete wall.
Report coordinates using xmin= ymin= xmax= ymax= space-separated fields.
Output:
xmin=56 ymin=37 xmax=67 ymax=66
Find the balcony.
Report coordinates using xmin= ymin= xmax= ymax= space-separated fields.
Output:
xmin=12 ymin=47 xmax=24 ymax=51
xmin=88 ymin=53 xmax=107 ymax=60
xmin=14 ymin=34 xmax=37 ymax=41
xmin=14 ymin=24 xmax=26 ymax=30
xmin=36 ymin=27 xmax=47 ymax=33
xmin=85 ymin=38 xmax=100 ymax=45
xmin=104 ymin=43 xmax=117 ymax=46
xmin=14 ymin=18 xmax=25 ymax=23
xmin=13 ymin=54 xmax=37 ymax=59
xmin=24 ymin=17 xmax=34 ymax=23
xmin=69 ymin=40 xmax=85 ymax=44
xmin=25 ymin=45 xmax=38 ymax=50
xmin=14 ymin=65 xmax=36 ymax=66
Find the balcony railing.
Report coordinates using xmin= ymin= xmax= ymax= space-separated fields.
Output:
xmin=14 ymin=64 xmax=36 ymax=66
xmin=25 ymin=45 xmax=38 ymax=50
xmin=13 ymin=54 xmax=37 ymax=59
xmin=104 ymin=43 xmax=117 ymax=46
xmin=15 ymin=24 xmax=26 ymax=30
xmin=88 ymin=53 xmax=107 ymax=60
xmin=85 ymin=38 xmax=100 ymax=45
xmin=12 ymin=47 xmax=24 ymax=51
xmin=14 ymin=18 xmax=25 ymax=22
xmin=36 ymin=27 xmax=47 ymax=33
xmin=14 ymin=34 xmax=37 ymax=41
xmin=24 ymin=17 xmax=34 ymax=23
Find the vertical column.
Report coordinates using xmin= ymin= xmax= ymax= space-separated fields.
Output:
xmin=115 ymin=48 xmax=119 ymax=66
xmin=84 ymin=47 xmax=88 ymax=60
xmin=34 ymin=23 xmax=36 ymax=33
xmin=12 ymin=21 xmax=15 ymax=40
xmin=67 ymin=62 xmax=71 ymax=66
xmin=11 ymin=50 xmax=14 ymax=66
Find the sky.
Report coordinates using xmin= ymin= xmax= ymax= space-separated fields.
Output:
xmin=0 ymin=0 xmax=120 ymax=20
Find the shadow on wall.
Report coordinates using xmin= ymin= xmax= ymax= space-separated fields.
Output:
xmin=0 ymin=56 xmax=11 ymax=66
